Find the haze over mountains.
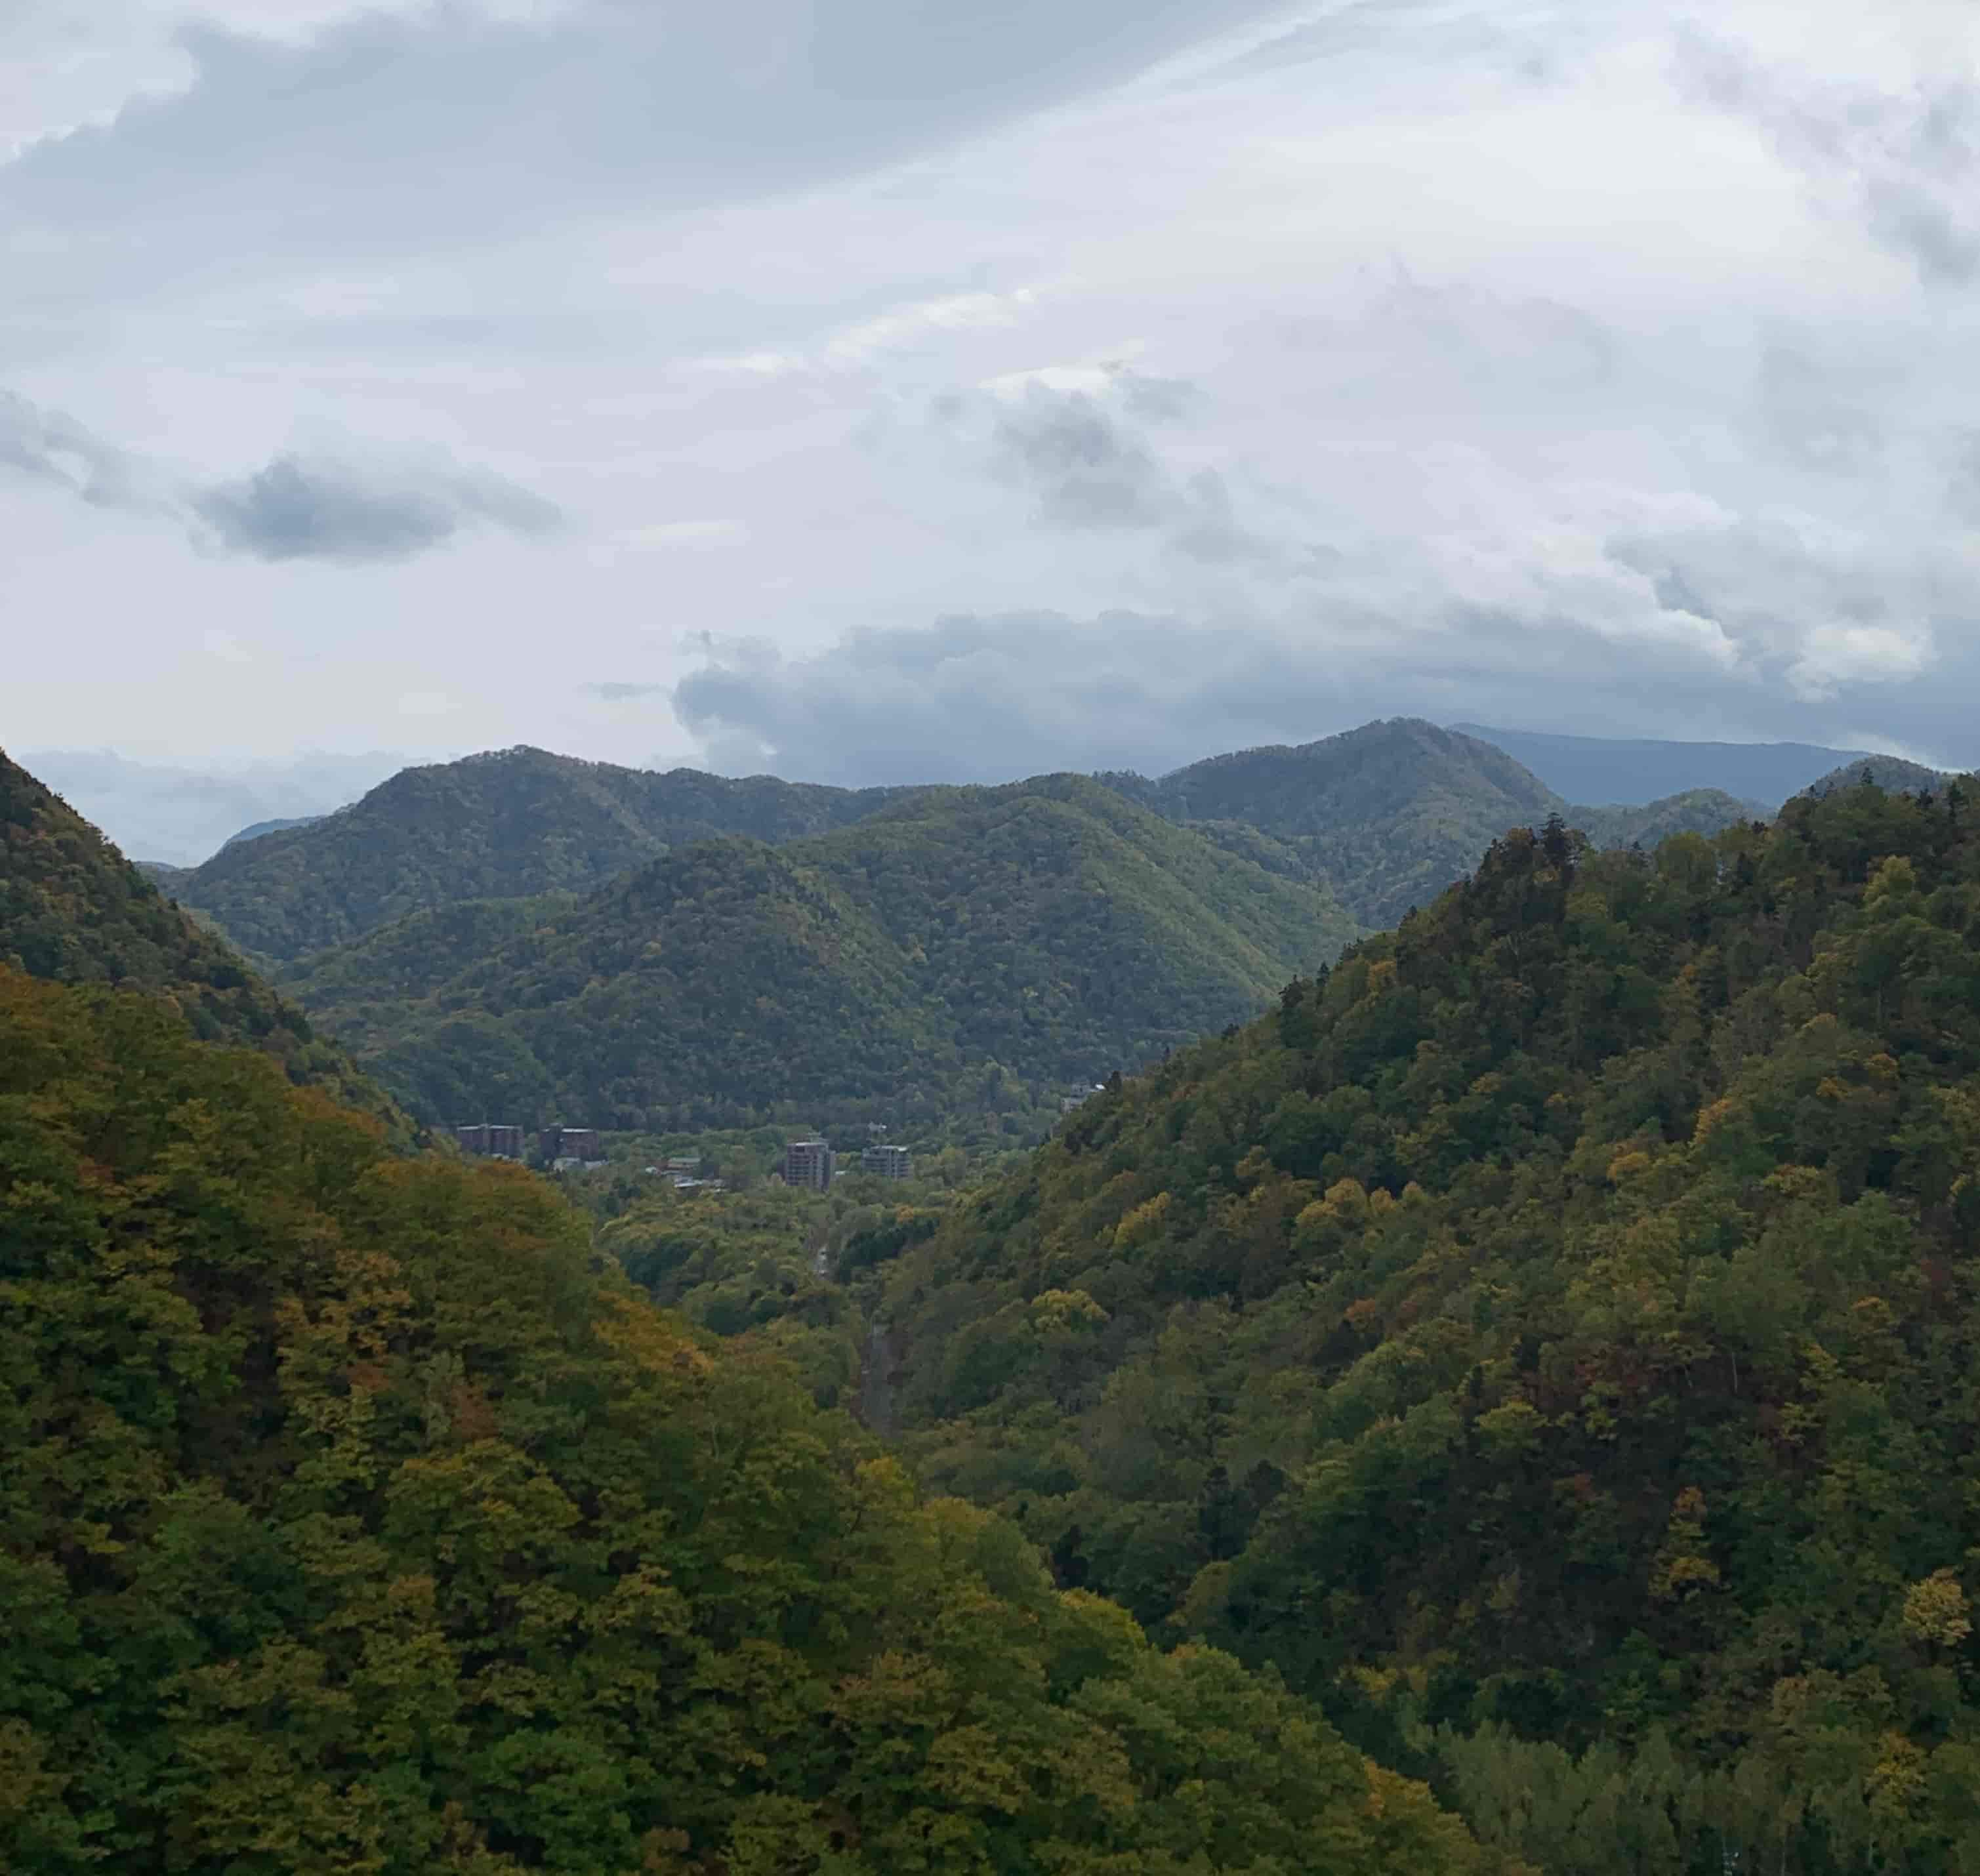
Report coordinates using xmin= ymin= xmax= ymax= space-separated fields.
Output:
xmin=1450 ymin=724 xmax=1887 ymax=809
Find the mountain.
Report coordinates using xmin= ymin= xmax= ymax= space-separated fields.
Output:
xmin=1571 ymin=786 xmax=1761 ymax=848
xmin=178 ymin=725 xmax=1775 ymax=966
xmin=16 ymin=746 xmax=402 ymax=867
xmin=297 ymin=776 xmax=1363 ymax=1133
xmin=1100 ymin=722 xmax=1769 ymax=926
xmin=1804 ymin=753 xmax=1950 ymax=798
xmin=169 ymin=746 xmax=907 ymax=963
xmin=0 ymin=964 xmax=1499 ymax=1875
xmin=0 ymin=746 xmax=409 ymax=1136
xmin=1098 ymin=720 xmax=1563 ymax=927
xmin=222 ymin=811 xmax=323 ymax=847
xmin=1451 ymin=722 xmax=1891 ymax=809
xmin=874 ymin=769 xmax=1980 ymax=1874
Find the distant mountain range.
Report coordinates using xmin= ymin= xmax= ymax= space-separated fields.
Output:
xmin=165 ymin=747 xmax=905 ymax=964
xmin=1100 ymin=718 xmax=1762 ymax=928
xmin=159 ymin=720 xmax=1782 ymax=962
xmin=58 ymin=718 xmax=1958 ymax=1133
xmin=276 ymin=776 xmax=1362 ymax=1133
xmin=1447 ymin=722 xmax=1935 ymax=807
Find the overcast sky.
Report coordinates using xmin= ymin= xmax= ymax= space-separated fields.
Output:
xmin=7 ymin=0 xmax=1980 ymax=846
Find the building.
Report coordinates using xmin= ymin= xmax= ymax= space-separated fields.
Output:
xmin=861 ymin=1144 xmax=913 ymax=1179
xmin=539 ymin=1126 xmax=602 ymax=1163
xmin=456 ymin=1123 xmax=525 ymax=1159
xmin=783 ymin=1139 xmax=836 ymax=1191
xmin=1060 ymin=1085 xmax=1105 ymax=1116
xmin=664 ymin=1155 xmax=701 ymax=1178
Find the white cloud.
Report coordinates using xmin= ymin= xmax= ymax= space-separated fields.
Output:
xmin=7 ymin=0 xmax=1980 ymax=798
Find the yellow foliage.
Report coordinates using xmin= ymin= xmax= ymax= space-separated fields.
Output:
xmin=1900 ymin=1569 xmax=1973 ymax=1648
xmin=1111 ymin=1190 xmax=1173 ymax=1251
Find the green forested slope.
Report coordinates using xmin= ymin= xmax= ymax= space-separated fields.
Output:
xmin=306 ymin=778 xmax=1363 ymax=1133
xmin=0 ymin=966 xmax=1504 ymax=1875
xmin=0 ymin=748 xmax=408 ymax=1136
xmin=171 ymin=746 xmax=903 ymax=962
xmin=276 ymin=890 xmax=583 ymax=1031
xmin=1805 ymin=755 xmax=1949 ymax=798
xmin=881 ymin=775 xmax=1980 ymax=1873
xmin=1098 ymin=719 xmax=1753 ymax=928
xmin=1100 ymin=719 xmax=1559 ymax=927
xmin=1573 ymin=787 xmax=1760 ymax=849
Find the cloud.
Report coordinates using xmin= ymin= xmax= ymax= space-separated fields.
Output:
xmin=1679 ymin=28 xmax=1980 ymax=285
xmin=3 ymin=387 xmax=558 ymax=563
xmin=190 ymin=454 xmax=560 ymax=563
xmin=670 ymin=489 xmax=1980 ymax=785
xmin=585 ymin=681 xmax=666 ymax=701
xmin=0 ymin=388 xmax=153 ymax=510
xmin=964 ymin=375 xmax=1274 ymax=563
xmin=3 ymin=0 xmax=1292 ymax=273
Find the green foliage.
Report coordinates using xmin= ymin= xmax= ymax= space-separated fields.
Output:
xmin=1804 ymin=755 xmax=1950 ymax=800
xmin=0 ymin=747 xmax=410 ymax=1141
xmin=294 ymin=776 xmax=1364 ymax=1135
xmin=1096 ymin=720 xmax=1754 ymax=929
xmin=171 ymin=746 xmax=907 ymax=962
xmin=884 ymin=772 xmax=1980 ymax=1873
xmin=0 ymin=967 xmax=1496 ymax=1876
xmin=1573 ymin=789 xmax=1761 ymax=849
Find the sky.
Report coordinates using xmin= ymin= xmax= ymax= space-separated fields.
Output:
xmin=6 ymin=0 xmax=1980 ymax=857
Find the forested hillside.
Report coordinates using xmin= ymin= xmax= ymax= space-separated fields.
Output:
xmin=170 ymin=746 xmax=903 ymax=962
xmin=880 ymin=774 xmax=1980 ymax=1873
xmin=0 ymin=966 xmax=1506 ymax=1875
xmin=310 ymin=777 xmax=1363 ymax=1133
xmin=0 ymin=747 xmax=409 ymax=1137
xmin=1805 ymin=755 xmax=1949 ymax=798
xmin=173 ymin=724 xmax=1769 ymax=969
xmin=1098 ymin=720 xmax=1753 ymax=928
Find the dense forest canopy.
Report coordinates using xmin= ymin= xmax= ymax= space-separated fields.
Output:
xmin=169 ymin=722 xmax=1763 ymax=977
xmin=0 ymin=966 xmax=1507 ymax=1875
xmin=0 ymin=746 xmax=409 ymax=1140
xmin=1093 ymin=720 xmax=1756 ymax=929
xmin=169 ymin=747 xmax=907 ymax=963
xmin=877 ymin=774 xmax=1980 ymax=1874
xmin=283 ymin=775 xmax=1365 ymax=1135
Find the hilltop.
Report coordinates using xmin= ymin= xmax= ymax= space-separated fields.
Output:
xmin=0 ymin=747 xmax=409 ymax=1136
xmin=1098 ymin=718 xmax=1754 ymax=927
xmin=1804 ymin=752 xmax=1949 ymax=798
xmin=167 ymin=722 xmax=1774 ymax=967
xmin=875 ymin=769 xmax=1980 ymax=1873
xmin=169 ymin=745 xmax=904 ymax=962
xmin=295 ymin=776 xmax=1363 ymax=1133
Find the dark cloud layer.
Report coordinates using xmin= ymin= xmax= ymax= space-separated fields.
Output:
xmin=10 ymin=0 xmax=1291 ymax=266
xmin=190 ymin=455 xmax=559 ymax=563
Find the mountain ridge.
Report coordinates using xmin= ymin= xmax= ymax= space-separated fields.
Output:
xmin=293 ymin=774 xmax=1364 ymax=1133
